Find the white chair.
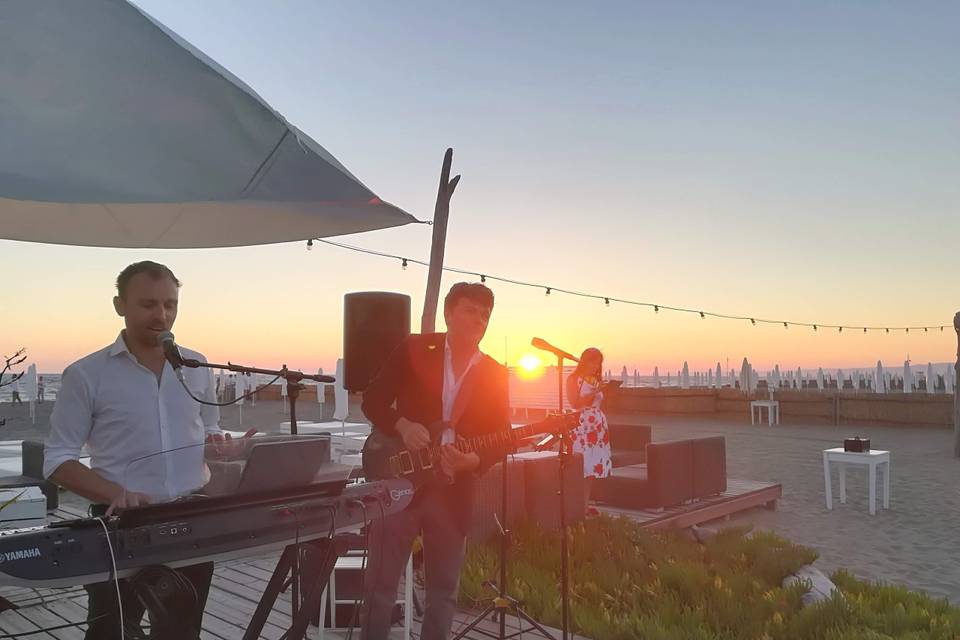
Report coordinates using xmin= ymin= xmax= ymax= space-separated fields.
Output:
xmin=317 ymin=545 xmax=413 ymax=640
xmin=750 ymin=389 xmax=780 ymax=426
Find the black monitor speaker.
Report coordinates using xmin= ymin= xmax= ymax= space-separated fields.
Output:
xmin=343 ymin=292 xmax=411 ymax=392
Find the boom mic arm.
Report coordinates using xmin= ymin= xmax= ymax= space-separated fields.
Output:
xmin=530 ymin=337 xmax=579 ymax=362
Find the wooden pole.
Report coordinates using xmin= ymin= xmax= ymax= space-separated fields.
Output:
xmin=954 ymin=312 xmax=960 ymax=458
xmin=420 ymin=148 xmax=460 ymax=333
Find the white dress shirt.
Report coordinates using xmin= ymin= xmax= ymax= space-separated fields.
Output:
xmin=440 ymin=337 xmax=482 ymax=445
xmin=44 ymin=332 xmax=221 ymax=501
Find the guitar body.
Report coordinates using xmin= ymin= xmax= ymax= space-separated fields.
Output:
xmin=360 ymin=421 xmax=448 ymax=489
xmin=360 ymin=413 xmax=580 ymax=492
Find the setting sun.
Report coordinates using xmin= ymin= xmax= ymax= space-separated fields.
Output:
xmin=517 ymin=354 xmax=544 ymax=379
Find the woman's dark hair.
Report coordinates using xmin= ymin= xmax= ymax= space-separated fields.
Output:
xmin=444 ymin=282 xmax=494 ymax=314
xmin=572 ymin=347 xmax=603 ymax=378
xmin=116 ymin=261 xmax=181 ymax=300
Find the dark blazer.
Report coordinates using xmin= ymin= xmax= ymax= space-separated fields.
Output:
xmin=361 ymin=333 xmax=511 ymax=528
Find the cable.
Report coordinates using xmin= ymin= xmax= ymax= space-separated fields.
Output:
xmin=96 ymin=516 xmax=124 ymax=640
xmin=312 ymin=237 xmax=948 ymax=334
xmin=176 ymin=372 xmax=283 ymax=408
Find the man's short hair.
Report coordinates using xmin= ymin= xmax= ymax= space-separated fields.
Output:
xmin=116 ymin=261 xmax=181 ymax=300
xmin=444 ymin=282 xmax=494 ymax=314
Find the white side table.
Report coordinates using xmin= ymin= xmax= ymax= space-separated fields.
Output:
xmin=750 ymin=400 xmax=780 ymax=426
xmin=822 ymin=448 xmax=890 ymax=515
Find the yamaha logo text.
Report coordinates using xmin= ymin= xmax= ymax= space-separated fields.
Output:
xmin=0 ymin=547 xmax=42 ymax=563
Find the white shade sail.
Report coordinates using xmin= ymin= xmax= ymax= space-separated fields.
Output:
xmin=0 ymin=1 xmax=416 ymax=248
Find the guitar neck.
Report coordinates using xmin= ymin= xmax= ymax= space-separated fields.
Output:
xmin=422 ymin=417 xmax=562 ymax=461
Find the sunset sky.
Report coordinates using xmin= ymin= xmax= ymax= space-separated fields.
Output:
xmin=3 ymin=1 xmax=957 ymax=375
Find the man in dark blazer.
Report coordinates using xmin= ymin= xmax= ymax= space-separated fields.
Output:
xmin=360 ymin=282 xmax=510 ymax=640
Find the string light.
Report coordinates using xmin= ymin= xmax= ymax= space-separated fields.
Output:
xmin=401 ymin=258 xmax=408 ymax=270
xmin=310 ymin=237 xmax=945 ymax=335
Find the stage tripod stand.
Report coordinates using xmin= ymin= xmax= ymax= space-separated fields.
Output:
xmin=452 ymin=450 xmax=557 ymax=640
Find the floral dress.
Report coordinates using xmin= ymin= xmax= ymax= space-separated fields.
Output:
xmin=571 ymin=375 xmax=612 ymax=478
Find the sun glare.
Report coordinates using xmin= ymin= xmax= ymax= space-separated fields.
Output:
xmin=517 ymin=354 xmax=543 ymax=379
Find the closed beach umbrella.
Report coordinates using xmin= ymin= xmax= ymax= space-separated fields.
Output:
xmin=653 ymin=367 xmax=660 ymax=388
xmin=796 ymin=367 xmax=802 ymax=389
xmin=633 ymin=369 xmax=639 ymax=387
xmin=0 ymin=1 xmax=415 ymax=248
xmin=739 ymin=358 xmax=750 ymax=393
xmin=926 ymin=362 xmax=936 ymax=393
xmin=903 ymin=360 xmax=912 ymax=393
xmin=334 ymin=359 xmax=349 ymax=422
xmin=946 ymin=366 xmax=955 ymax=393
xmin=666 ymin=372 xmax=672 ymax=386
xmin=875 ymin=361 xmax=884 ymax=393
xmin=707 ymin=369 xmax=713 ymax=388
xmin=24 ymin=363 xmax=38 ymax=424
xmin=681 ymin=362 xmax=690 ymax=389
xmin=620 ymin=366 xmax=628 ymax=386
xmin=235 ymin=374 xmax=245 ymax=405
xmin=836 ymin=369 xmax=843 ymax=391
xmin=715 ymin=363 xmax=722 ymax=388
xmin=816 ymin=368 xmax=824 ymax=391
xmin=317 ymin=368 xmax=326 ymax=406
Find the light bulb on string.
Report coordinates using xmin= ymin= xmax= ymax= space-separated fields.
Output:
xmin=813 ymin=325 xmax=818 ymax=332
xmin=306 ymin=239 xmax=314 ymax=251
xmin=783 ymin=322 xmax=788 ymax=329
xmin=750 ymin=318 xmax=756 ymax=326
xmin=654 ymin=305 xmax=659 ymax=313
xmin=699 ymin=311 xmax=705 ymax=319
xmin=604 ymin=298 xmax=610 ymax=306
xmin=545 ymin=287 xmax=551 ymax=296
xmin=401 ymin=258 xmax=408 ymax=270
xmin=480 ymin=275 xmax=486 ymax=283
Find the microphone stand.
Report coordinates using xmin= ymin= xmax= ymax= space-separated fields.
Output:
xmin=552 ymin=351 xmax=571 ymax=640
xmin=180 ymin=358 xmax=333 ymax=435
xmin=178 ymin=359 xmax=334 ymax=623
xmin=529 ymin=339 xmax=576 ymax=640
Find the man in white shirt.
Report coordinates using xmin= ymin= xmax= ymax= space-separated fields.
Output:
xmin=44 ymin=261 xmax=230 ymax=640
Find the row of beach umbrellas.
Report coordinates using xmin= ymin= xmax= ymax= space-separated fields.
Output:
xmin=614 ymin=360 xmax=956 ymax=394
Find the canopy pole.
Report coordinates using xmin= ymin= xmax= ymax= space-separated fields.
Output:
xmin=420 ymin=148 xmax=460 ymax=333
xmin=953 ymin=312 xmax=960 ymax=458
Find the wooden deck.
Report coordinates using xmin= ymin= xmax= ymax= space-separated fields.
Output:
xmin=599 ymin=477 xmax=782 ymax=529
xmin=0 ymin=506 xmax=586 ymax=640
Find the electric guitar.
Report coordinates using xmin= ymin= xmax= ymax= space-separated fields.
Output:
xmin=361 ymin=412 xmax=581 ymax=489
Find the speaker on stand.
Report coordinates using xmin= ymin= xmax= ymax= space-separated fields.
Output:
xmin=343 ymin=291 xmax=411 ymax=393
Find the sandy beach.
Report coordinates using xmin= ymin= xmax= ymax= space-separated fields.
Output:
xmin=3 ymin=397 xmax=958 ymax=605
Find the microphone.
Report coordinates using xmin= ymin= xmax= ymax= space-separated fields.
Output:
xmin=157 ymin=331 xmax=185 ymax=380
xmin=530 ymin=337 xmax=579 ymax=362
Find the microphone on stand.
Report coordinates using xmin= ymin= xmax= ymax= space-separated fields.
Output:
xmin=157 ymin=331 xmax=186 ymax=382
xmin=530 ymin=337 xmax=579 ymax=362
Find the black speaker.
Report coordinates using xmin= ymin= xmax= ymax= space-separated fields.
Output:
xmin=343 ymin=292 xmax=411 ymax=392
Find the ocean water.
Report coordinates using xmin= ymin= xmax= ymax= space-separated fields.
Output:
xmin=0 ymin=374 xmax=60 ymax=403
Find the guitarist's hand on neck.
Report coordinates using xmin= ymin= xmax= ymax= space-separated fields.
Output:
xmin=396 ymin=417 xmax=431 ymax=451
xmin=441 ymin=443 xmax=480 ymax=474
